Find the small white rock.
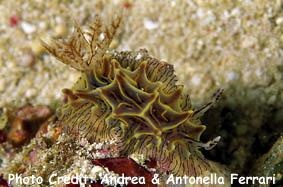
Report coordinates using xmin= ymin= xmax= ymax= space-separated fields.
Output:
xmin=20 ymin=51 xmax=35 ymax=67
xmin=255 ymin=68 xmax=263 ymax=77
xmin=38 ymin=21 xmax=47 ymax=29
xmin=276 ymin=17 xmax=283 ymax=25
xmin=99 ymin=33 xmax=105 ymax=41
xmin=95 ymin=142 xmax=103 ymax=149
xmin=241 ymin=36 xmax=257 ymax=48
xmin=143 ymin=18 xmax=159 ymax=30
xmin=21 ymin=22 xmax=36 ymax=34
xmin=91 ymin=165 xmax=104 ymax=176
xmin=135 ymin=53 xmax=143 ymax=60
xmin=25 ymin=88 xmax=36 ymax=97
xmin=222 ymin=10 xmax=230 ymax=20
xmin=231 ymin=8 xmax=241 ymax=16
xmin=226 ymin=71 xmax=238 ymax=81
xmin=191 ymin=75 xmax=201 ymax=86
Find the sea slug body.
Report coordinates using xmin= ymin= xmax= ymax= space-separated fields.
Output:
xmin=42 ymin=15 xmax=222 ymax=176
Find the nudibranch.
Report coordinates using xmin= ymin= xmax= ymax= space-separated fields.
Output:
xmin=42 ymin=15 xmax=221 ymax=176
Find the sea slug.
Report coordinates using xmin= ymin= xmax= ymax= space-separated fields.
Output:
xmin=42 ymin=15 xmax=222 ymax=176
